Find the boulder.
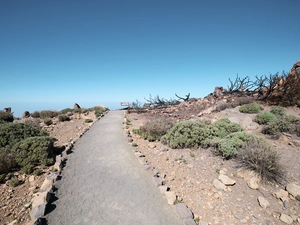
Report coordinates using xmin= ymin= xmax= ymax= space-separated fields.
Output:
xmin=22 ymin=111 xmax=30 ymax=118
xmin=74 ymin=103 xmax=81 ymax=109
xmin=4 ymin=107 xmax=11 ymax=113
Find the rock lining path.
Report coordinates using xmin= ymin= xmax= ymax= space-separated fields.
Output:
xmin=46 ymin=111 xmax=183 ymax=225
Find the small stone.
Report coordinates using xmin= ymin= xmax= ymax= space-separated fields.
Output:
xmin=165 ymin=191 xmax=177 ymax=205
xmin=40 ymin=173 xmax=57 ymax=191
xmin=152 ymin=176 xmax=163 ymax=187
xmin=275 ymin=189 xmax=289 ymax=199
xmin=153 ymin=150 xmax=160 ymax=155
xmin=286 ymin=183 xmax=300 ymax=197
xmin=257 ymin=196 xmax=270 ymax=209
xmin=279 ymin=213 xmax=293 ymax=224
xmin=148 ymin=143 xmax=156 ymax=149
xmin=30 ymin=203 xmax=47 ymax=220
xmin=240 ymin=219 xmax=247 ymax=224
xmin=159 ymin=186 xmax=168 ymax=193
xmin=134 ymin=152 xmax=145 ymax=157
xmin=28 ymin=175 xmax=35 ymax=183
xmin=213 ymin=179 xmax=226 ymax=191
xmin=218 ymin=174 xmax=236 ymax=186
xmin=7 ymin=220 xmax=18 ymax=225
xmin=247 ymin=177 xmax=259 ymax=190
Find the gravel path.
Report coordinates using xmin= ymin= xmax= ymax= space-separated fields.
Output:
xmin=46 ymin=110 xmax=183 ymax=225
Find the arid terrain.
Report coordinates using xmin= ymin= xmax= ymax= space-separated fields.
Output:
xmin=0 ymin=111 xmax=99 ymax=225
xmin=124 ymin=97 xmax=300 ymax=225
xmin=1 ymin=97 xmax=300 ymax=225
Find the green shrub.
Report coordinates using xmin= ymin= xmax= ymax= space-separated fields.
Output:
xmin=0 ymin=110 xmax=14 ymax=122
xmin=0 ymin=174 xmax=5 ymax=183
xmin=0 ymin=149 xmax=17 ymax=174
xmin=94 ymin=106 xmax=108 ymax=117
xmin=262 ymin=116 xmax=292 ymax=135
xmin=239 ymin=103 xmax=261 ymax=114
xmin=161 ymin=120 xmax=208 ymax=148
xmin=74 ymin=108 xmax=82 ymax=114
xmin=255 ymin=112 xmax=277 ymax=124
xmin=132 ymin=143 xmax=138 ymax=147
xmin=44 ymin=118 xmax=53 ymax=126
xmin=270 ymin=106 xmax=286 ymax=117
xmin=33 ymin=168 xmax=43 ymax=176
xmin=84 ymin=118 xmax=93 ymax=123
xmin=132 ymin=129 xmax=139 ymax=134
xmin=40 ymin=110 xmax=59 ymax=119
xmin=58 ymin=114 xmax=70 ymax=122
xmin=139 ymin=118 xmax=174 ymax=142
xmin=24 ymin=119 xmax=41 ymax=128
xmin=0 ymin=123 xmax=48 ymax=149
xmin=161 ymin=119 xmax=243 ymax=149
xmin=60 ymin=108 xmax=73 ymax=114
xmin=211 ymin=132 xmax=263 ymax=158
xmin=10 ymin=176 xmax=20 ymax=187
xmin=237 ymin=137 xmax=285 ymax=183
xmin=11 ymin=136 xmax=56 ymax=174
xmin=296 ymin=195 xmax=300 ymax=202
xmin=31 ymin=111 xmax=40 ymax=118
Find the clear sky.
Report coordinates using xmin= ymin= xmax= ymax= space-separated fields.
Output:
xmin=1 ymin=0 xmax=299 ymax=117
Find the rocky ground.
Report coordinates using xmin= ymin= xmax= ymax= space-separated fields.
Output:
xmin=1 ymin=98 xmax=300 ymax=225
xmin=0 ymin=111 xmax=98 ymax=225
xmin=125 ymin=99 xmax=300 ymax=225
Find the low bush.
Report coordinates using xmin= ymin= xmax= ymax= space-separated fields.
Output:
xmin=262 ymin=116 xmax=293 ymax=135
xmin=211 ymin=132 xmax=264 ymax=158
xmin=84 ymin=119 xmax=93 ymax=123
xmin=139 ymin=118 xmax=174 ymax=142
xmin=0 ymin=149 xmax=17 ymax=174
xmin=161 ymin=119 xmax=243 ymax=150
xmin=40 ymin=110 xmax=59 ymax=119
xmin=94 ymin=106 xmax=108 ymax=118
xmin=270 ymin=106 xmax=286 ymax=117
xmin=60 ymin=108 xmax=73 ymax=114
xmin=0 ymin=123 xmax=48 ymax=149
xmin=255 ymin=112 xmax=277 ymax=125
xmin=11 ymin=136 xmax=56 ymax=174
xmin=24 ymin=119 xmax=41 ymax=128
xmin=132 ymin=129 xmax=139 ymax=134
xmin=10 ymin=176 xmax=20 ymax=187
xmin=239 ymin=103 xmax=261 ymax=114
xmin=31 ymin=111 xmax=40 ymax=118
xmin=0 ymin=110 xmax=14 ymax=122
xmin=58 ymin=114 xmax=70 ymax=122
xmin=0 ymin=174 xmax=5 ymax=183
xmin=237 ymin=137 xmax=285 ymax=183
xmin=161 ymin=120 xmax=208 ymax=148
xmin=44 ymin=118 xmax=53 ymax=126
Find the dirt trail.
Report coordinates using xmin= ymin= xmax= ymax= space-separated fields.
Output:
xmin=46 ymin=110 xmax=183 ymax=225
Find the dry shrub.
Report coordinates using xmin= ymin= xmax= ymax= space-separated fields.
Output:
xmin=139 ymin=118 xmax=175 ymax=142
xmin=31 ymin=111 xmax=40 ymax=118
xmin=0 ymin=110 xmax=14 ymax=122
xmin=24 ymin=118 xmax=41 ymax=128
xmin=40 ymin=110 xmax=59 ymax=119
xmin=0 ymin=150 xmax=17 ymax=174
xmin=237 ymin=137 xmax=285 ymax=183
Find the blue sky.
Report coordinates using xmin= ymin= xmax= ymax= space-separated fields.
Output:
xmin=1 ymin=0 xmax=299 ymax=117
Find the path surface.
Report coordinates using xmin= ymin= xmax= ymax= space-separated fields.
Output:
xmin=46 ymin=111 xmax=183 ymax=225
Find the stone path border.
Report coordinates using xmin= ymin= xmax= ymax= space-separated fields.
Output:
xmin=123 ymin=113 xmax=197 ymax=225
xmin=26 ymin=113 xmax=107 ymax=225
